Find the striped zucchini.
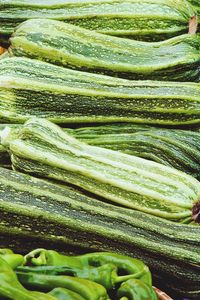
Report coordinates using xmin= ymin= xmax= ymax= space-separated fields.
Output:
xmin=0 ymin=166 xmax=199 ymax=299
xmin=0 ymin=0 xmax=195 ymax=42
xmin=188 ymin=0 xmax=200 ymax=19
xmin=72 ymin=124 xmax=200 ymax=179
xmin=2 ymin=123 xmax=200 ymax=179
xmin=2 ymin=117 xmax=200 ymax=222
xmin=9 ymin=19 xmax=200 ymax=82
xmin=1 ymin=57 xmax=200 ymax=126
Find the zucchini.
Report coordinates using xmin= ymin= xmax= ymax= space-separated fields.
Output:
xmin=0 ymin=0 xmax=195 ymax=42
xmin=72 ymin=124 xmax=200 ymax=179
xmin=1 ymin=57 xmax=200 ymax=126
xmin=2 ymin=117 xmax=200 ymax=222
xmin=9 ymin=19 xmax=200 ymax=82
xmin=0 ymin=166 xmax=199 ymax=299
xmin=189 ymin=0 xmax=200 ymax=18
xmin=2 ymin=123 xmax=200 ymax=179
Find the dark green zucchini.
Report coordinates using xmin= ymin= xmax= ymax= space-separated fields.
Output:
xmin=1 ymin=57 xmax=200 ymax=126
xmin=9 ymin=19 xmax=200 ymax=82
xmin=0 ymin=166 xmax=199 ymax=299
xmin=0 ymin=0 xmax=195 ymax=42
xmin=2 ymin=117 xmax=200 ymax=222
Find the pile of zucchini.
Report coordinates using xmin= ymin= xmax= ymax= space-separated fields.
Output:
xmin=0 ymin=0 xmax=200 ymax=299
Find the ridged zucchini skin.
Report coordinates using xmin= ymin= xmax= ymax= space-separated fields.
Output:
xmin=2 ymin=123 xmax=200 ymax=179
xmin=9 ymin=19 xmax=200 ymax=82
xmin=72 ymin=124 xmax=200 ymax=179
xmin=0 ymin=166 xmax=199 ymax=299
xmin=3 ymin=118 xmax=200 ymax=222
xmin=0 ymin=0 xmax=195 ymax=42
xmin=1 ymin=57 xmax=200 ymax=126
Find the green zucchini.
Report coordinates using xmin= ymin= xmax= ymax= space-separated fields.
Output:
xmin=72 ymin=124 xmax=200 ymax=179
xmin=0 ymin=166 xmax=199 ymax=299
xmin=9 ymin=19 xmax=200 ymax=82
xmin=2 ymin=123 xmax=200 ymax=180
xmin=2 ymin=117 xmax=200 ymax=222
xmin=0 ymin=0 xmax=195 ymax=43
xmin=1 ymin=57 xmax=200 ymax=126
xmin=188 ymin=0 xmax=200 ymax=19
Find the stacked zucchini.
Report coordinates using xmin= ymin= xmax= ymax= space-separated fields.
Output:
xmin=0 ymin=0 xmax=200 ymax=299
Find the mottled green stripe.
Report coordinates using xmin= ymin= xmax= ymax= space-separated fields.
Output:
xmin=0 ymin=0 xmax=195 ymax=41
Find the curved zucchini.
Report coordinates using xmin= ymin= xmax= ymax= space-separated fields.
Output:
xmin=0 ymin=0 xmax=195 ymax=42
xmin=9 ymin=19 xmax=200 ymax=82
xmin=2 ymin=118 xmax=200 ymax=222
xmin=0 ymin=166 xmax=199 ymax=299
xmin=1 ymin=57 xmax=200 ymax=126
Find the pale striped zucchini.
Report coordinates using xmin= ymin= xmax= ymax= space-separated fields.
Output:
xmin=0 ymin=0 xmax=195 ymax=42
xmin=2 ymin=123 xmax=200 ymax=179
xmin=9 ymin=19 xmax=200 ymax=81
xmin=2 ymin=117 xmax=200 ymax=222
xmin=1 ymin=57 xmax=200 ymax=126
xmin=72 ymin=124 xmax=200 ymax=179
xmin=0 ymin=166 xmax=199 ymax=299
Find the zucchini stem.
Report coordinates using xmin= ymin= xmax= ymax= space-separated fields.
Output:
xmin=192 ymin=200 xmax=200 ymax=223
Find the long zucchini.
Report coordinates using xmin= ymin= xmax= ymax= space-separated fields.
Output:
xmin=72 ymin=124 xmax=200 ymax=179
xmin=1 ymin=57 xmax=200 ymax=126
xmin=2 ymin=123 xmax=200 ymax=179
xmin=2 ymin=117 xmax=200 ymax=222
xmin=0 ymin=0 xmax=195 ymax=42
xmin=9 ymin=19 xmax=200 ymax=82
xmin=0 ymin=166 xmax=199 ymax=299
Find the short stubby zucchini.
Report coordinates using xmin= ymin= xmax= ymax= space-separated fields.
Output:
xmin=9 ymin=19 xmax=200 ymax=81
xmin=2 ymin=118 xmax=200 ymax=223
xmin=1 ymin=57 xmax=200 ymax=126
xmin=0 ymin=0 xmax=195 ymax=42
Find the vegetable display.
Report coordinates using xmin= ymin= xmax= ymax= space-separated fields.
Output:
xmin=0 ymin=1 xmax=200 ymax=299
xmin=9 ymin=19 xmax=200 ymax=81
xmin=1 ymin=57 xmax=200 ymax=126
xmin=2 ymin=118 xmax=200 ymax=223
xmin=0 ymin=247 xmax=159 ymax=299
xmin=0 ymin=0 xmax=195 ymax=42
xmin=0 ymin=166 xmax=198 ymax=298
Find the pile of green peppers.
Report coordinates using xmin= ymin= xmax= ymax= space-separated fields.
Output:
xmin=0 ymin=248 xmax=158 ymax=300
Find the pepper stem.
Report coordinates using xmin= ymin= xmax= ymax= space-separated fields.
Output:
xmin=192 ymin=201 xmax=200 ymax=223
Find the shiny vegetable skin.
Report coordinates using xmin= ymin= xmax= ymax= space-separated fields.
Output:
xmin=117 ymin=279 xmax=157 ymax=300
xmin=0 ymin=0 xmax=195 ymax=41
xmin=17 ymin=272 xmax=109 ymax=300
xmin=21 ymin=249 xmax=152 ymax=289
xmin=0 ymin=167 xmax=199 ymax=299
xmin=49 ymin=287 xmax=85 ymax=300
xmin=1 ymin=57 xmax=200 ymax=126
xmin=9 ymin=19 xmax=200 ymax=82
xmin=0 ymin=249 xmax=24 ymax=269
xmin=4 ymin=117 xmax=200 ymax=221
xmin=0 ymin=257 xmax=55 ymax=300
